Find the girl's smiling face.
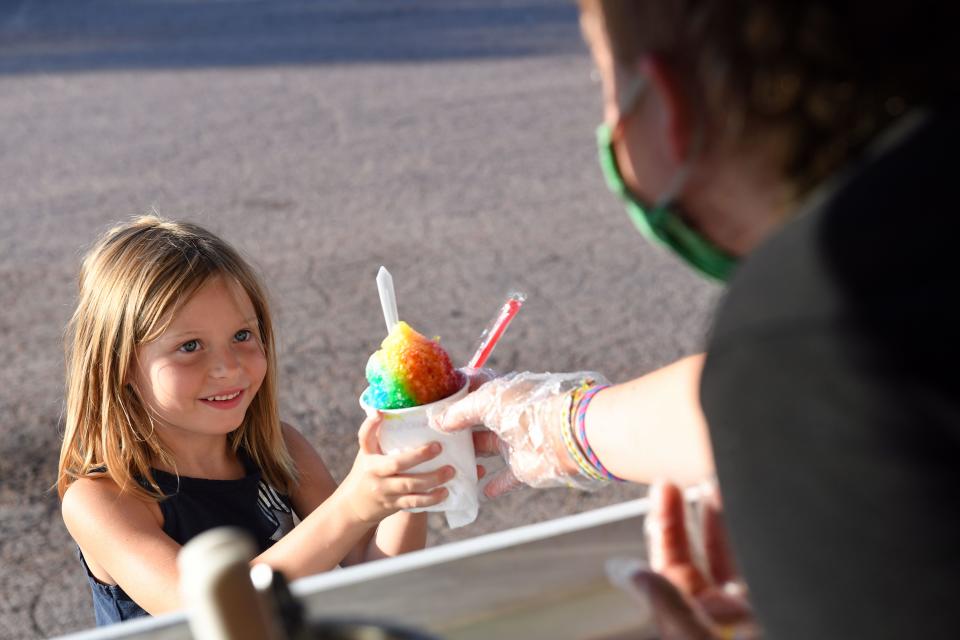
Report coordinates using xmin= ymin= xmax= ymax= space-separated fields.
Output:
xmin=132 ymin=275 xmax=267 ymax=441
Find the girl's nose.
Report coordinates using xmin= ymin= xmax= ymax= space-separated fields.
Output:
xmin=210 ymin=346 xmax=242 ymax=378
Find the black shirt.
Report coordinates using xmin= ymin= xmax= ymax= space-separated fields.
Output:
xmin=82 ymin=452 xmax=295 ymax=626
xmin=701 ymin=108 xmax=960 ymax=639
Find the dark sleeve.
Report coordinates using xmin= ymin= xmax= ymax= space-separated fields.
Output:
xmin=701 ymin=324 xmax=960 ymax=640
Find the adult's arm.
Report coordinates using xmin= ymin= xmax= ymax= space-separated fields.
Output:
xmin=586 ymin=354 xmax=714 ymax=485
xmin=436 ymin=354 xmax=714 ymax=492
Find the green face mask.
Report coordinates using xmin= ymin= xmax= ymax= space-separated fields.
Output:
xmin=596 ymin=122 xmax=737 ymax=282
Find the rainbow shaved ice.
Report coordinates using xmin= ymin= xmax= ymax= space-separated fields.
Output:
xmin=363 ymin=321 xmax=463 ymax=410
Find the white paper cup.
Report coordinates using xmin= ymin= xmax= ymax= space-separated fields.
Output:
xmin=359 ymin=379 xmax=478 ymax=529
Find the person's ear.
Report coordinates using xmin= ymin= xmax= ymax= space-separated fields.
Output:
xmin=638 ymin=55 xmax=694 ymax=164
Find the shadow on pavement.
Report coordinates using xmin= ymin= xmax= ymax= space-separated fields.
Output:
xmin=0 ymin=0 xmax=584 ymax=75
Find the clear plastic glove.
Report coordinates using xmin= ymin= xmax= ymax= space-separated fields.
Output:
xmin=457 ymin=366 xmax=498 ymax=392
xmin=432 ymin=371 xmax=611 ymax=497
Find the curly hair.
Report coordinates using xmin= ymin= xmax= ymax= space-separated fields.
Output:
xmin=582 ymin=0 xmax=959 ymax=194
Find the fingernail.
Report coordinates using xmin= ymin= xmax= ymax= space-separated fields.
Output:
xmin=444 ymin=466 xmax=456 ymax=479
xmin=430 ymin=442 xmax=442 ymax=454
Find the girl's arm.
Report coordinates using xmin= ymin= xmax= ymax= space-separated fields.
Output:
xmin=279 ymin=421 xmax=441 ymax=565
xmin=256 ymin=419 xmax=445 ymax=577
xmin=60 ymin=419 xmax=443 ymax=616
xmin=61 ymin=478 xmax=184 ymax=614
xmin=363 ymin=511 xmax=428 ymax=561
xmin=272 ymin=422 xmax=375 ymax=567
xmin=58 ymin=438 xmax=384 ymax=616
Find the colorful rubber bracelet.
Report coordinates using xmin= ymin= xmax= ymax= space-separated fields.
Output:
xmin=574 ymin=384 xmax=621 ymax=480
xmin=560 ymin=389 xmax=607 ymax=483
xmin=560 ymin=391 xmax=581 ymax=489
xmin=574 ymin=384 xmax=625 ymax=482
xmin=562 ymin=410 xmax=606 ymax=482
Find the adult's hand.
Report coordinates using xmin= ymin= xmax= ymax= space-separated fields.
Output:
xmin=457 ymin=366 xmax=498 ymax=392
xmin=634 ymin=481 xmax=759 ymax=639
xmin=432 ymin=371 xmax=610 ymax=497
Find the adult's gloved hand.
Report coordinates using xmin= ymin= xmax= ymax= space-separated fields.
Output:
xmin=432 ymin=371 xmax=611 ymax=497
xmin=456 ymin=366 xmax=498 ymax=392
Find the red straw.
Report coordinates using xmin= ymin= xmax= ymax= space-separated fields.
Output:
xmin=468 ymin=292 xmax=526 ymax=369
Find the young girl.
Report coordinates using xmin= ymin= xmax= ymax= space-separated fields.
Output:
xmin=58 ymin=216 xmax=454 ymax=626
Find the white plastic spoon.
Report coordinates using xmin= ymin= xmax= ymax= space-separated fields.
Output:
xmin=376 ymin=266 xmax=399 ymax=334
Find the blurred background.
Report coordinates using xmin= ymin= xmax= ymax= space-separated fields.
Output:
xmin=0 ymin=0 xmax=718 ymax=637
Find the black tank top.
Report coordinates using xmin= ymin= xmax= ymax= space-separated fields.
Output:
xmin=80 ymin=452 xmax=295 ymax=626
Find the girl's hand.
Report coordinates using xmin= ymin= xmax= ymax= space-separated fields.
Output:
xmin=339 ymin=412 xmax=452 ymax=525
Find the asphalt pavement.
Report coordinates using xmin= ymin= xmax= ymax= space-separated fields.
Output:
xmin=0 ymin=1 xmax=719 ymax=637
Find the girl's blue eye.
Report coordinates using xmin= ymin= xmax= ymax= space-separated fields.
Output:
xmin=235 ymin=329 xmax=252 ymax=342
xmin=180 ymin=340 xmax=200 ymax=353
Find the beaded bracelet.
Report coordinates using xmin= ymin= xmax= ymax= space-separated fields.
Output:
xmin=573 ymin=384 xmax=625 ymax=482
xmin=560 ymin=387 xmax=608 ymax=483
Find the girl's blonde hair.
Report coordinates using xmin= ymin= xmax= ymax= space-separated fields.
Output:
xmin=58 ymin=216 xmax=296 ymax=501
